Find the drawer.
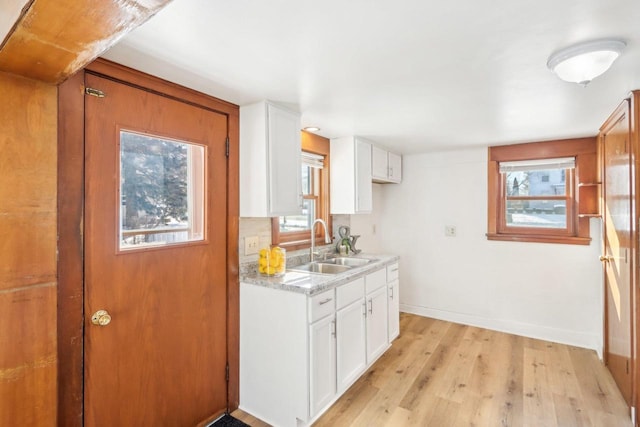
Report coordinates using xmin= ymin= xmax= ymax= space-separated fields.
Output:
xmin=387 ymin=263 xmax=399 ymax=282
xmin=308 ymin=289 xmax=335 ymax=323
xmin=336 ymin=277 xmax=364 ymax=309
xmin=365 ymin=268 xmax=387 ymax=294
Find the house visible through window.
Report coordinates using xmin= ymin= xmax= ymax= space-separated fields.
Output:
xmin=272 ymin=131 xmax=331 ymax=249
xmin=502 ymin=157 xmax=574 ymax=230
xmin=487 ymin=138 xmax=597 ymax=245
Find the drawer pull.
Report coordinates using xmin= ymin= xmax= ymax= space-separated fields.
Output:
xmin=318 ymin=298 xmax=333 ymax=305
xmin=389 ymin=267 xmax=399 ymax=272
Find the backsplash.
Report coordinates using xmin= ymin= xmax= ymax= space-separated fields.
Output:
xmin=238 ymin=215 xmax=351 ymax=274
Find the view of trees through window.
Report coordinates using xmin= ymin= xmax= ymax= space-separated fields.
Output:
xmin=119 ymin=131 xmax=204 ymax=249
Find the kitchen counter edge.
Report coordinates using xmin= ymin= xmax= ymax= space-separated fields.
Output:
xmin=240 ymin=254 xmax=400 ymax=296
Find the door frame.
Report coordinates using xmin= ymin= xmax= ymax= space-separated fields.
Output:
xmin=57 ymin=59 xmax=240 ymax=426
xmin=600 ymin=97 xmax=635 ymax=409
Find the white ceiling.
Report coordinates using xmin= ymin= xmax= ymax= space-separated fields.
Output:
xmin=103 ymin=0 xmax=640 ymax=154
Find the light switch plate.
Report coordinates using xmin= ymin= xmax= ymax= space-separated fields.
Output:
xmin=245 ymin=236 xmax=259 ymax=255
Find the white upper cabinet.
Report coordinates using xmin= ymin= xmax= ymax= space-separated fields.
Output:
xmin=371 ymin=145 xmax=389 ymax=180
xmin=330 ymin=136 xmax=373 ymax=214
xmin=372 ymin=145 xmax=402 ymax=184
xmin=240 ymin=100 xmax=302 ymax=217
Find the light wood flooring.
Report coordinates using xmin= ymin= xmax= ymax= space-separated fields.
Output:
xmin=233 ymin=313 xmax=631 ymax=427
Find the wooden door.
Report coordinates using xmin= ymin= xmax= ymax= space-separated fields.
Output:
xmin=601 ymin=99 xmax=633 ymax=406
xmin=83 ymin=73 xmax=229 ymax=425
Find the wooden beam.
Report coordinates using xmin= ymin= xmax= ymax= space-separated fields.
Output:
xmin=0 ymin=0 xmax=173 ymax=84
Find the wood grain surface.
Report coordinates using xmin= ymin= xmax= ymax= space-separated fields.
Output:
xmin=234 ymin=314 xmax=631 ymax=427
xmin=0 ymin=71 xmax=58 ymax=427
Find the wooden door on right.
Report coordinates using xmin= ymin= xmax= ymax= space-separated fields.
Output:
xmin=601 ymin=98 xmax=633 ymax=406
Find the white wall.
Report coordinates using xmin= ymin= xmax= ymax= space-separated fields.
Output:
xmin=349 ymin=184 xmax=385 ymax=254
xmin=371 ymin=148 xmax=603 ymax=354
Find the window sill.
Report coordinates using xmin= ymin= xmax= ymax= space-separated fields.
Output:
xmin=278 ymin=239 xmax=312 ymax=251
xmin=486 ymin=233 xmax=592 ymax=245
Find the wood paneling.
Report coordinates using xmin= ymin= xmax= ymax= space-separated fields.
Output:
xmin=0 ymin=0 xmax=172 ymax=84
xmin=234 ymin=314 xmax=632 ymax=426
xmin=0 ymin=284 xmax=57 ymax=427
xmin=57 ymin=71 xmax=85 ymax=427
xmin=0 ymin=72 xmax=57 ymax=290
xmin=0 ymin=71 xmax=57 ymax=425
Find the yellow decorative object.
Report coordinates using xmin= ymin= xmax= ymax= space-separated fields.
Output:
xmin=259 ymin=246 xmax=286 ymax=276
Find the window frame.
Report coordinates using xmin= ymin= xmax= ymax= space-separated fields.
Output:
xmin=271 ymin=131 xmax=331 ymax=250
xmin=487 ymin=137 xmax=597 ymax=245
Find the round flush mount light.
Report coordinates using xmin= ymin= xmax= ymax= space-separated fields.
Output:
xmin=547 ymin=38 xmax=626 ymax=86
xmin=303 ymin=126 xmax=321 ymax=132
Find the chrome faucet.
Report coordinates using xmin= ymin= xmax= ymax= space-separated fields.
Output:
xmin=310 ymin=219 xmax=331 ymax=262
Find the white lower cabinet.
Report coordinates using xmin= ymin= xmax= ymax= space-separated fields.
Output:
xmin=336 ymin=299 xmax=366 ymax=393
xmin=388 ymin=279 xmax=400 ymax=341
xmin=310 ymin=314 xmax=336 ymax=416
xmin=366 ymin=285 xmax=389 ymax=364
xmin=240 ymin=264 xmax=394 ymax=427
xmin=387 ymin=262 xmax=400 ymax=341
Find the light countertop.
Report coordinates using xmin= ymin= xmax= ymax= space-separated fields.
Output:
xmin=240 ymin=253 xmax=399 ymax=295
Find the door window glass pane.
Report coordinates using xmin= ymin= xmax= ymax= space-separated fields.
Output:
xmin=119 ymin=130 xmax=205 ymax=250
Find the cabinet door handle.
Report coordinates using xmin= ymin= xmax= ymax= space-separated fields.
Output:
xmin=331 ymin=319 xmax=336 ymax=337
xmin=389 ymin=287 xmax=394 ymax=299
xmin=390 ymin=267 xmax=399 ymax=272
xmin=389 ymin=166 xmax=393 ymax=177
xmin=362 ymin=302 xmax=367 ymax=317
xmin=368 ymin=299 xmax=373 ymax=315
xmin=319 ymin=298 xmax=333 ymax=305
xmin=299 ymin=193 xmax=304 ymax=209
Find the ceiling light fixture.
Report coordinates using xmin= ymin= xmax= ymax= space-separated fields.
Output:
xmin=547 ymin=38 xmax=626 ymax=86
xmin=303 ymin=126 xmax=321 ymax=132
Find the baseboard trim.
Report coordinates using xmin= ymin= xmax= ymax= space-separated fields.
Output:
xmin=400 ymin=304 xmax=602 ymax=357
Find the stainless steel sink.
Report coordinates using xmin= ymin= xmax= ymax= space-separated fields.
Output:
xmin=289 ymin=262 xmax=352 ymax=275
xmin=322 ymin=257 xmax=373 ymax=267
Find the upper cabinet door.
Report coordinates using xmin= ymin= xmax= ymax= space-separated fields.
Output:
xmin=371 ymin=145 xmax=388 ymax=181
xmin=330 ymin=136 xmax=373 ymax=214
xmin=240 ymin=101 xmax=302 ymax=217
xmin=267 ymin=104 xmax=302 ymax=215
xmin=355 ymin=139 xmax=373 ymax=213
xmin=388 ymin=151 xmax=402 ymax=183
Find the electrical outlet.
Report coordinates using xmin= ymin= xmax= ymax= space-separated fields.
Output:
xmin=244 ymin=236 xmax=259 ymax=255
xmin=445 ymin=225 xmax=457 ymax=237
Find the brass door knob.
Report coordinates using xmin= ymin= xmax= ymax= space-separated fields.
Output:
xmin=91 ymin=309 xmax=112 ymax=326
xmin=600 ymin=255 xmax=612 ymax=262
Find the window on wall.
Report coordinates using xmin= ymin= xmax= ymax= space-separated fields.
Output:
xmin=501 ymin=157 xmax=574 ymax=231
xmin=487 ymin=138 xmax=597 ymax=245
xmin=272 ymin=131 xmax=331 ymax=249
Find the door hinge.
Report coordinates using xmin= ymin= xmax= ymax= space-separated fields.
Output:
xmin=225 ymin=136 xmax=230 ymax=157
xmin=627 ymin=360 xmax=630 ymax=374
xmin=85 ymin=87 xmax=105 ymax=98
xmin=225 ymin=363 xmax=229 ymax=382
